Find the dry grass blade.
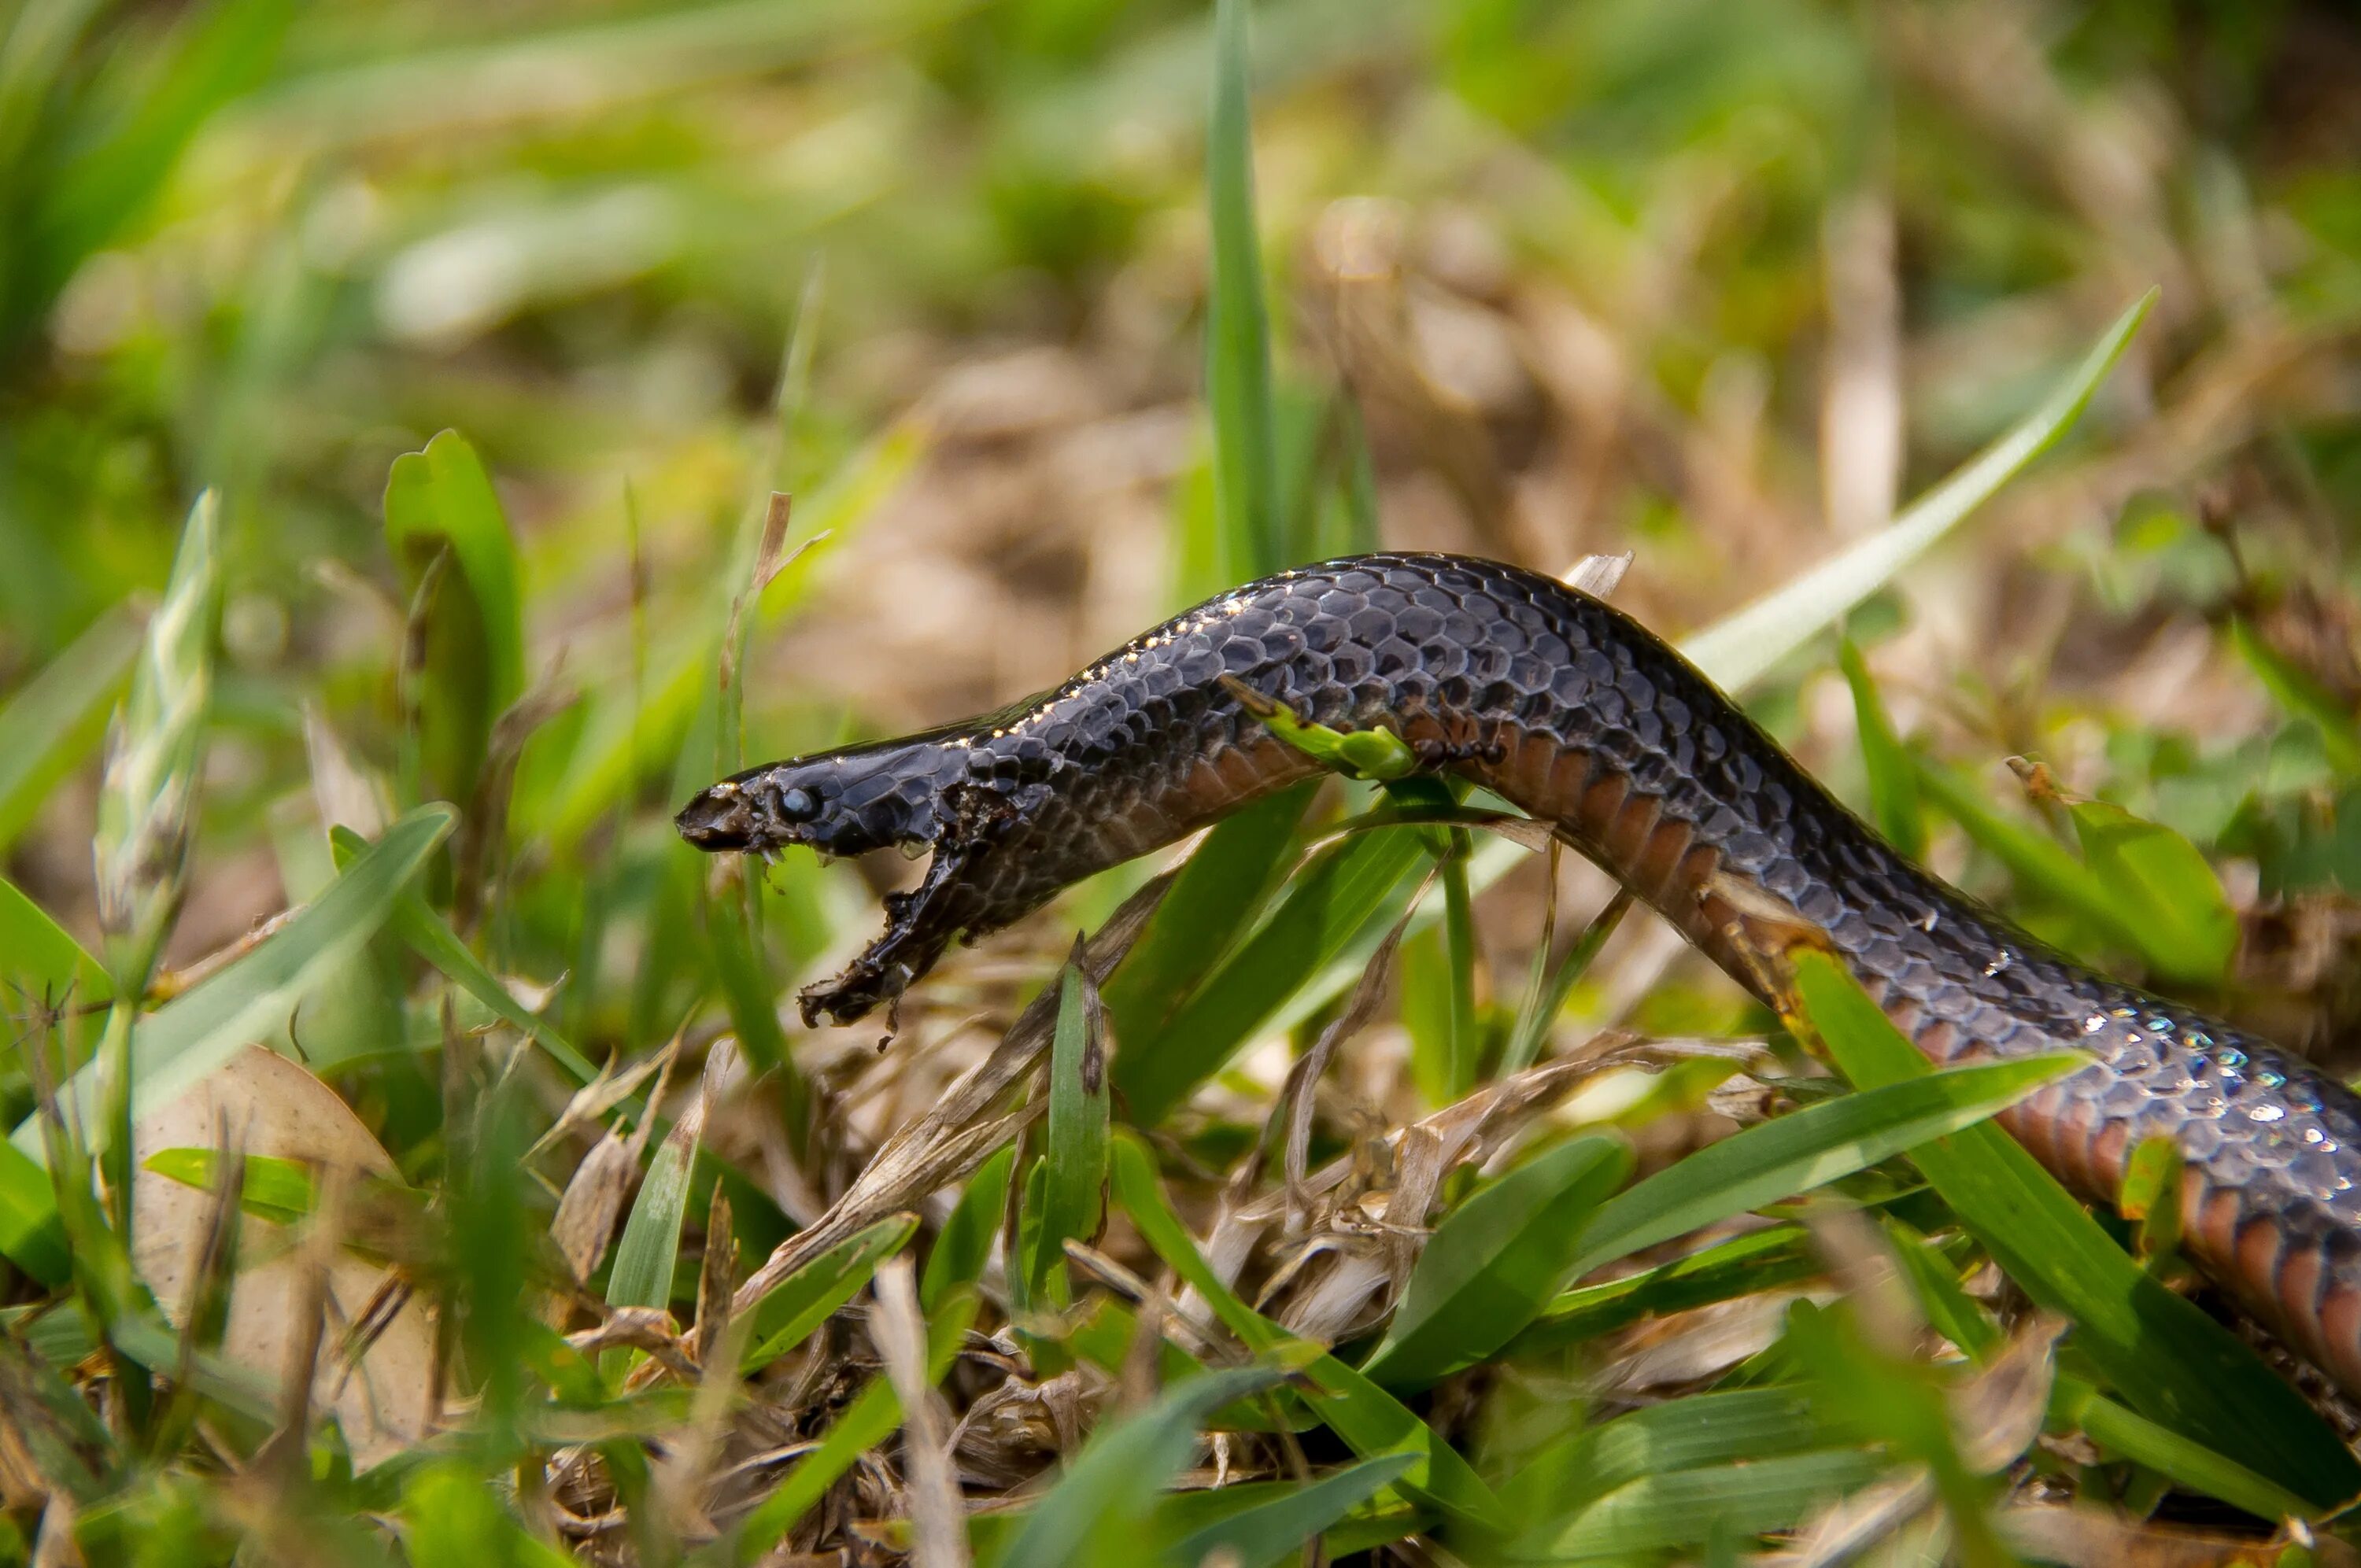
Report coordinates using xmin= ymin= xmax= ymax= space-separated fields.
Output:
xmin=874 ymin=1256 xmax=966 ymax=1568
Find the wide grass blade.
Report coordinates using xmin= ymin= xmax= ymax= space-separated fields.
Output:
xmin=0 ymin=873 xmax=110 ymax=1007
xmin=1789 ymin=949 xmax=2361 ymax=1507
xmin=1683 ymin=290 xmax=2155 ymax=691
xmin=0 ymin=602 xmax=141 ymax=857
xmin=604 ymin=1111 xmax=703 ymax=1368
xmin=999 ymin=1363 xmax=1285 ymax=1568
xmin=1561 ymin=1051 xmax=2086 ymax=1282
xmin=1915 ymin=762 xmax=2234 ymax=983
xmin=11 ymin=803 xmax=455 ymax=1166
xmin=1363 ymin=1134 xmax=1631 ymax=1389
xmin=2067 ymin=796 xmax=2237 ymax=982
xmin=1203 ymin=0 xmax=1280 ymax=583
xmin=1030 ymin=951 xmax=1110 ymax=1306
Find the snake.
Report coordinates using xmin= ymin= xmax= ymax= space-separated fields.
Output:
xmin=676 ymin=552 xmax=2361 ymax=1396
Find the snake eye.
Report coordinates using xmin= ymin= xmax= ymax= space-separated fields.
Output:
xmin=778 ymin=785 xmax=818 ymax=822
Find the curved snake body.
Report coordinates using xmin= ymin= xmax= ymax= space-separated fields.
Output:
xmin=677 ymin=552 xmax=2361 ymax=1394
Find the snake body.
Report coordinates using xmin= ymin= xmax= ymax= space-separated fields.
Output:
xmin=678 ymin=552 xmax=2361 ymax=1394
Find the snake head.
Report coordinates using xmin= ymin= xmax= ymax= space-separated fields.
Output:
xmin=674 ymin=737 xmax=963 ymax=860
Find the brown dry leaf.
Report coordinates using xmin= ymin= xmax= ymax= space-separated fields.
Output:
xmin=131 ymin=1045 xmax=434 ymax=1472
xmin=551 ymin=1129 xmax=642 ymax=1290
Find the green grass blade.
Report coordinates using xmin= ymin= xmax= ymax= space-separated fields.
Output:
xmin=1156 ymin=1453 xmax=1416 ymax=1568
xmin=1363 ymin=1134 xmax=1631 ymax=1389
xmin=1513 ymin=1388 xmax=1838 ymax=1522
xmin=0 ymin=602 xmax=140 ymax=857
xmin=1790 ymin=950 xmax=2361 ymax=1507
xmin=1110 ymin=1132 xmax=1503 ymax=1531
xmin=10 ymin=803 xmax=454 ymax=1167
xmin=0 ymin=1140 xmax=69 ymax=1285
xmin=0 ymin=873 xmax=110 ymax=1006
xmin=741 ymin=1214 xmax=918 ymax=1371
xmin=604 ymin=1110 xmax=701 ymax=1374
xmin=1003 ymin=1364 xmax=1285 ymax=1568
xmin=1563 ymin=1052 xmax=2086 ymax=1281
xmin=1032 ymin=952 xmax=1110 ymax=1306
xmin=383 ymin=430 xmax=527 ymax=805
xmin=1114 ymin=822 xmax=1435 ymax=1123
xmin=1838 ymin=636 xmax=1923 ymax=861
xmin=1529 ymin=1448 xmax=1884 ymax=1559
xmin=1683 ymin=290 xmax=2153 ymax=692
xmin=1203 ymin=0 xmax=1280 ymax=582
xmin=1510 ymin=1223 xmax=1820 ymax=1356
xmin=922 ymin=1142 xmax=1015 ymax=1312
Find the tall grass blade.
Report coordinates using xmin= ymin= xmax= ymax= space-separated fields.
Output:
xmin=1204 ymin=0 xmax=1280 ymax=582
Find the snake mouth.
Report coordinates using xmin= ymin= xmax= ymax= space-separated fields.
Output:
xmin=674 ymin=782 xmax=758 ymax=850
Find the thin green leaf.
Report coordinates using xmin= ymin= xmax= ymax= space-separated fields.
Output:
xmin=12 ymin=803 xmax=455 ymax=1168
xmin=383 ymin=430 xmax=526 ymax=803
xmin=1563 ymin=1052 xmax=2087 ymax=1281
xmin=1683 ymin=290 xmax=2155 ymax=690
xmin=2068 ymin=796 xmax=2238 ymax=982
xmin=1156 ymin=1453 xmax=1416 ymax=1568
xmin=1790 ymin=949 xmax=2361 ymax=1507
xmin=1499 ymin=884 xmax=1629 ymax=1079
xmin=538 ymin=423 xmax=922 ymax=853
xmin=741 ymin=1214 xmax=918 ymax=1372
xmin=1838 ymin=636 xmax=1923 ymax=860
xmin=1364 ymin=1134 xmax=1631 ymax=1389
xmin=0 ymin=602 xmax=140 ymax=857
xmin=1110 ymin=1132 xmax=1503 ymax=1531
xmin=1204 ymin=0 xmax=1280 ymax=583
xmin=1510 ymin=1223 xmax=1820 ymax=1356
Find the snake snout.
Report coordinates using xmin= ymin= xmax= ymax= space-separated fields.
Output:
xmin=675 ymin=782 xmax=757 ymax=850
